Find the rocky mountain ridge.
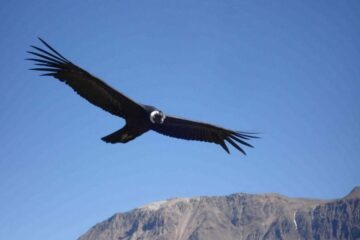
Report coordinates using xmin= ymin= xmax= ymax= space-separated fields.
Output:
xmin=78 ymin=187 xmax=360 ymax=240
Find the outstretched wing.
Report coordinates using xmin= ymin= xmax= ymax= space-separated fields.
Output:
xmin=151 ymin=115 xmax=258 ymax=154
xmin=27 ymin=38 xmax=144 ymax=119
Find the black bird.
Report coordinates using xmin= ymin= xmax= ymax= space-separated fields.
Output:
xmin=27 ymin=38 xmax=257 ymax=154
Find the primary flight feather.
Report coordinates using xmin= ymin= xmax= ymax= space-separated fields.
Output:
xmin=27 ymin=38 xmax=257 ymax=154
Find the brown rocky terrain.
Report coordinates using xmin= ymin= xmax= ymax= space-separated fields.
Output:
xmin=78 ymin=187 xmax=360 ymax=240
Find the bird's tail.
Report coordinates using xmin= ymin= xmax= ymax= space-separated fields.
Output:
xmin=101 ymin=123 xmax=148 ymax=144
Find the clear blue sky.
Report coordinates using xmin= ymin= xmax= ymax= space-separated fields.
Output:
xmin=0 ymin=0 xmax=359 ymax=239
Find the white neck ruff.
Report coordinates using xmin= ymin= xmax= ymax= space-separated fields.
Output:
xmin=150 ymin=111 xmax=166 ymax=124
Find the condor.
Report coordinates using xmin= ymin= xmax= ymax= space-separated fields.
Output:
xmin=27 ymin=38 xmax=258 ymax=154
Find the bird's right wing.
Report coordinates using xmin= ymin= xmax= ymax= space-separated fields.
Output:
xmin=152 ymin=115 xmax=258 ymax=154
xmin=27 ymin=38 xmax=144 ymax=119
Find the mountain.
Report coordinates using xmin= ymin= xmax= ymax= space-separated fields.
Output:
xmin=78 ymin=187 xmax=360 ymax=240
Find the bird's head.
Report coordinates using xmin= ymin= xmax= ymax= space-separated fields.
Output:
xmin=150 ymin=110 xmax=166 ymax=124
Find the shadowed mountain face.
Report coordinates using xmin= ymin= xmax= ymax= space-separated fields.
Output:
xmin=78 ymin=187 xmax=360 ymax=240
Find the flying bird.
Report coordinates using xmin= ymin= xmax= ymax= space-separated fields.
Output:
xmin=27 ymin=38 xmax=257 ymax=154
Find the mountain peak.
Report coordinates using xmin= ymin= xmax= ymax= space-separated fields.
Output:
xmin=137 ymin=197 xmax=199 ymax=211
xmin=79 ymin=187 xmax=360 ymax=240
xmin=345 ymin=186 xmax=360 ymax=199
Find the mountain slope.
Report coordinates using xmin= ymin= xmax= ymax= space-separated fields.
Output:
xmin=78 ymin=187 xmax=360 ymax=240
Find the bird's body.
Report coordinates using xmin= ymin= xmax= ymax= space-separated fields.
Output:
xmin=28 ymin=38 xmax=257 ymax=154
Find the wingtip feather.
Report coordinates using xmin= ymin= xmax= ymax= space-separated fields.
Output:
xmin=219 ymin=141 xmax=230 ymax=154
xmin=37 ymin=37 xmax=70 ymax=63
xmin=225 ymin=137 xmax=246 ymax=155
xmin=230 ymin=135 xmax=254 ymax=148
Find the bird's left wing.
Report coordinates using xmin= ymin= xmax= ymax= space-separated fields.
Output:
xmin=152 ymin=115 xmax=257 ymax=154
xmin=27 ymin=38 xmax=144 ymax=119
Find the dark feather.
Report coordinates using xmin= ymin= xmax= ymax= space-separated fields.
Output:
xmin=229 ymin=135 xmax=253 ymax=148
xmin=225 ymin=136 xmax=246 ymax=155
xmin=151 ymin=115 xmax=257 ymax=154
xmin=38 ymin=37 xmax=70 ymax=62
xmin=40 ymin=73 xmax=56 ymax=76
xmin=31 ymin=45 xmax=68 ymax=63
xmin=30 ymin=67 xmax=61 ymax=72
xmin=27 ymin=51 xmax=64 ymax=64
xmin=26 ymin=58 xmax=57 ymax=64
xmin=215 ymin=134 xmax=230 ymax=154
xmin=34 ymin=63 xmax=59 ymax=67
xmin=27 ymin=38 xmax=145 ymax=119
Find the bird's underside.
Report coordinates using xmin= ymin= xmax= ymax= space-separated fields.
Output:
xmin=27 ymin=38 xmax=258 ymax=154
